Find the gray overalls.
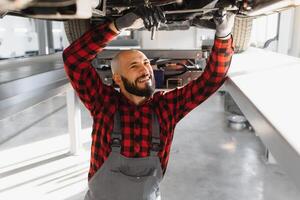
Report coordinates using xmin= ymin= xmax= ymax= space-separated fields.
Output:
xmin=84 ymin=111 xmax=163 ymax=200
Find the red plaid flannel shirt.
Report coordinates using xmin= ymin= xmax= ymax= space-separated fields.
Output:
xmin=63 ymin=22 xmax=234 ymax=180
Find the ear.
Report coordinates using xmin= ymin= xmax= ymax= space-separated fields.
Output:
xmin=113 ymin=73 xmax=122 ymax=86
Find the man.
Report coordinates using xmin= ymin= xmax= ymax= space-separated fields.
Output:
xmin=63 ymin=5 xmax=235 ymax=200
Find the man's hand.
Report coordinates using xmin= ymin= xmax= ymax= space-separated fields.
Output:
xmin=214 ymin=10 xmax=236 ymax=39
xmin=114 ymin=6 xmax=166 ymax=32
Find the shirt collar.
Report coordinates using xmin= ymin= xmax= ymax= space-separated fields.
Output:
xmin=119 ymin=91 xmax=153 ymax=107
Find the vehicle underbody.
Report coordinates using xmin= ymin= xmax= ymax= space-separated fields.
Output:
xmin=2 ymin=0 xmax=299 ymax=21
xmin=1 ymin=0 xmax=299 ymax=52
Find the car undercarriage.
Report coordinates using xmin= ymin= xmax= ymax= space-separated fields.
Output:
xmin=1 ymin=0 xmax=299 ymax=20
xmin=1 ymin=0 xmax=299 ymax=53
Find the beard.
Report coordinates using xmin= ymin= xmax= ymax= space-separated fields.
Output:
xmin=121 ymin=74 xmax=155 ymax=98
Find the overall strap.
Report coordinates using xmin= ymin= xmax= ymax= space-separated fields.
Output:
xmin=111 ymin=111 xmax=122 ymax=152
xmin=110 ymin=110 xmax=161 ymax=155
xmin=150 ymin=111 xmax=161 ymax=156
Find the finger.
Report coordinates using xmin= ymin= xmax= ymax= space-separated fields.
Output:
xmin=155 ymin=6 xmax=166 ymax=23
xmin=147 ymin=7 xmax=154 ymax=30
xmin=222 ymin=12 xmax=235 ymax=25
xmin=134 ymin=6 xmax=147 ymax=29
xmin=227 ymin=12 xmax=236 ymax=21
xmin=144 ymin=19 xmax=151 ymax=30
xmin=153 ymin=8 xmax=160 ymax=27
xmin=214 ymin=14 xmax=226 ymax=25
xmin=143 ymin=7 xmax=151 ymax=30
xmin=214 ymin=10 xmax=226 ymax=22
xmin=220 ymin=10 xmax=227 ymax=17
xmin=227 ymin=12 xmax=236 ymax=26
xmin=213 ymin=17 xmax=223 ymax=25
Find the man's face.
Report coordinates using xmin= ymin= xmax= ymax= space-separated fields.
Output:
xmin=116 ymin=50 xmax=155 ymax=98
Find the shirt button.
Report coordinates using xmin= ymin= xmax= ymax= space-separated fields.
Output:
xmin=134 ymin=144 xmax=141 ymax=152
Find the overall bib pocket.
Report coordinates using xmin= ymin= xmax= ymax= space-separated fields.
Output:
xmin=108 ymin=169 xmax=160 ymax=200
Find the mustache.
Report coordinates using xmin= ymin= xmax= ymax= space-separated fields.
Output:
xmin=136 ymin=74 xmax=152 ymax=82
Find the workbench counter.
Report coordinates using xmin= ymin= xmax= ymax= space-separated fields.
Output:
xmin=225 ymin=47 xmax=300 ymax=189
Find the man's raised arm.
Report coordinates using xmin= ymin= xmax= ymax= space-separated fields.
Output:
xmin=62 ymin=22 xmax=119 ymax=115
xmin=163 ymin=12 xmax=236 ymax=123
xmin=62 ymin=5 xmax=165 ymax=115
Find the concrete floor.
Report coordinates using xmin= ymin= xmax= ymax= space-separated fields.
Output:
xmin=0 ymin=91 xmax=299 ymax=200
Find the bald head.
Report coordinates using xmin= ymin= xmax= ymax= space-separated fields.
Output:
xmin=110 ymin=50 xmax=148 ymax=74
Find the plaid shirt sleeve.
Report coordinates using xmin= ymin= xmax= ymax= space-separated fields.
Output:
xmin=62 ymin=22 xmax=118 ymax=116
xmin=163 ymin=36 xmax=234 ymax=123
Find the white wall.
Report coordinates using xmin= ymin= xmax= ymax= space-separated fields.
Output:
xmin=290 ymin=7 xmax=300 ymax=57
xmin=0 ymin=16 xmax=69 ymax=59
xmin=52 ymin=21 xmax=69 ymax=50
xmin=0 ymin=16 xmax=38 ymax=58
xmin=277 ymin=9 xmax=295 ymax=55
xmin=139 ymin=27 xmax=215 ymax=49
xmin=250 ymin=13 xmax=279 ymax=51
xmin=250 ymin=7 xmax=300 ymax=57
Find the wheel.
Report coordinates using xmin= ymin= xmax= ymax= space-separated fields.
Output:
xmin=232 ymin=16 xmax=253 ymax=53
xmin=64 ymin=19 xmax=91 ymax=44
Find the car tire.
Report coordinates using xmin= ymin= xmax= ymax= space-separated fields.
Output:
xmin=232 ymin=16 xmax=253 ymax=53
xmin=64 ymin=19 xmax=91 ymax=44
